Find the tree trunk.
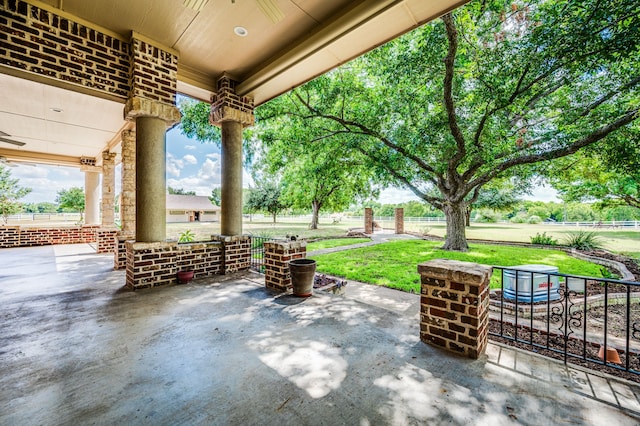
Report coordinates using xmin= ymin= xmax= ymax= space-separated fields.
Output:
xmin=465 ymin=206 xmax=471 ymax=227
xmin=272 ymin=212 xmax=277 ymax=223
xmin=442 ymin=200 xmax=469 ymax=251
xmin=310 ymin=201 xmax=321 ymax=230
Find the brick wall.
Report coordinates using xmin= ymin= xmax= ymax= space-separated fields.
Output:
xmin=0 ymin=226 xmax=19 ymax=247
xmin=0 ymin=225 xmax=100 ymax=248
xmin=212 ymin=235 xmax=251 ymax=274
xmin=418 ymin=259 xmax=492 ymax=359
xmin=129 ymin=35 xmax=178 ymax=105
xmin=0 ymin=0 xmax=130 ymax=99
xmin=114 ymin=234 xmax=132 ymax=270
xmin=95 ymin=228 xmax=117 ymax=253
xmin=264 ymin=240 xmax=307 ymax=292
xmin=210 ymin=75 xmax=254 ymax=126
xmin=364 ymin=207 xmax=374 ymax=234
xmin=395 ymin=208 xmax=404 ymax=234
xmin=125 ymin=241 xmax=223 ymax=290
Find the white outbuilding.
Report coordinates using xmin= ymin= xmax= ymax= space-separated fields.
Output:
xmin=166 ymin=194 xmax=220 ymax=223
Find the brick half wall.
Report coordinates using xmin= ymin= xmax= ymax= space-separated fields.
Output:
xmin=125 ymin=241 xmax=224 ymax=290
xmin=0 ymin=225 xmax=101 ymax=248
xmin=212 ymin=235 xmax=251 ymax=274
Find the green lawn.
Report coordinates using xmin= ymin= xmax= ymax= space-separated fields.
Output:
xmin=310 ymin=240 xmax=606 ymax=293
xmin=403 ymin=222 xmax=640 ymax=260
xmin=164 ymin=218 xmax=639 ymax=259
xmin=307 ymin=238 xmax=370 ymax=251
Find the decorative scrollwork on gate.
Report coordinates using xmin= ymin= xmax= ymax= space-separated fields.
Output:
xmin=632 ymin=322 xmax=640 ymax=340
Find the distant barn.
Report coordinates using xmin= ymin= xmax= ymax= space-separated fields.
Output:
xmin=166 ymin=194 xmax=220 ymax=223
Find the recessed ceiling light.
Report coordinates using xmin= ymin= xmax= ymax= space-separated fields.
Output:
xmin=234 ymin=26 xmax=248 ymax=37
xmin=50 ymin=107 xmax=64 ymax=113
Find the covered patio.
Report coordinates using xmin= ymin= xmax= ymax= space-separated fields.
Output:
xmin=1 ymin=244 xmax=639 ymax=424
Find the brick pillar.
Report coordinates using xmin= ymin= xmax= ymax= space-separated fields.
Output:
xmin=418 ymin=259 xmax=492 ymax=359
xmin=120 ymin=129 xmax=136 ymax=237
xmin=212 ymin=235 xmax=251 ymax=274
xmin=264 ymin=240 xmax=307 ymax=292
xmin=101 ymin=151 xmax=117 ymax=227
xmin=395 ymin=208 xmax=404 ymax=234
xmin=364 ymin=207 xmax=374 ymax=234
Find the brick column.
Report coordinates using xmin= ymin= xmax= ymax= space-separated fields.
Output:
xmin=395 ymin=208 xmax=404 ymax=234
xmin=418 ymin=259 xmax=492 ymax=359
xmin=264 ymin=240 xmax=307 ymax=292
xmin=210 ymin=75 xmax=255 ymax=236
xmin=364 ymin=207 xmax=374 ymax=234
xmin=120 ymin=129 xmax=136 ymax=237
xmin=101 ymin=151 xmax=117 ymax=227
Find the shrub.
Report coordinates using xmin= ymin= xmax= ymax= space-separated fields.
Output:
xmin=563 ymin=230 xmax=603 ymax=250
xmin=510 ymin=212 xmax=528 ymax=223
xmin=527 ymin=215 xmax=542 ymax=224
xmin=530 ymin=232 xmax=558 ymax=246
xmin=475 ymin=209 xmax=501 ymax=223
xmin=418 ymin=226 xmax=433 ymax=236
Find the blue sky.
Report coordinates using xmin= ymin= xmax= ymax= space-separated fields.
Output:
xmin=12 ymin=126 xmax=559 ymax=205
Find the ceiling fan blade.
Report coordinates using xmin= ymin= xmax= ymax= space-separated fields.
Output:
xmin=0 ymin=137 xmax=26 ymax=146
xmin=256 ymin=0 xmax=285 ymax=24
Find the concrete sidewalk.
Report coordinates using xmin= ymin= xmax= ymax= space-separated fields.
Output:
xmin=1 ymin=244 xmax=640 ymax=425
xmin=307 ymin=229 xmax=419 ymax=257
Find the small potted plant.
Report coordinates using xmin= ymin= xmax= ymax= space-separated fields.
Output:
xmin=178 ymin=229 xmax=195 ymax=243
xmin=177 ymin=230 xmax=195 ymax=284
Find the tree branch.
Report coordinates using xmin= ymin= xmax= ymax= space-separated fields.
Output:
xmin=442 ymin=13 xmax=467 ymax=170
xmin=292 ymin=91 xmax=439 ymax=175
xmin=470 ymin=108 xmax=639 ymax=189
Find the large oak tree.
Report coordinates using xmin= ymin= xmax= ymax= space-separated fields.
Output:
xmin=270 ymin=0 xmax=639 ymax=250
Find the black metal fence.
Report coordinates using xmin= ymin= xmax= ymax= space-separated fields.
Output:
xmin=489 ymin=266 xmax=640 ymax=377
xmin=249 ymin=235 xmax=273 ymax=273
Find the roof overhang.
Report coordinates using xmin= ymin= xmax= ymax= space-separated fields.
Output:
xmin=0 ymin=0 xmax=469 ymax=167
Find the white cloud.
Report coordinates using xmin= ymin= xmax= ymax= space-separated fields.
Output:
xmin=197 ymin=158 xmax=221 ymax=181
xmin=377 ymin=187 xmax=421 ymax=204
xmin=523 ymin=184 xmax=560 ymax=202
xmin=185 ymin=145 xmax=196 ymax=150
xmin=11 ymin=164 xmax=84 ymax=203
xmin=166 ymin=153 xmax=184 ymax=177
xmin=183 ymin=154 xmax=198 ymax=165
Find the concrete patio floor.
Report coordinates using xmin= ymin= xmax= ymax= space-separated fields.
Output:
xmin=1 ymin=244 xmax=640 ymax=425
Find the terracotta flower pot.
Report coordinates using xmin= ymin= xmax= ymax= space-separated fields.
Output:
xmin=177 ymin=270 xmax=194 ymax=284
xmin=598 ymin=345 xmax=621 ymax=364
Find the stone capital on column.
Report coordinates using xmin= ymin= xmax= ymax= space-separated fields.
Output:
xmin=102 ymin=151 xmax=117 ymax=163
xmin=209 ymin=75 xmax=255 ymax=127
xmin=124 ymin=96 xmax=181 ymax=127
